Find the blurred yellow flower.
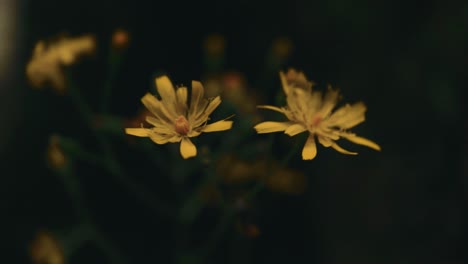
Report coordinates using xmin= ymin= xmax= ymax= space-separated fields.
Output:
xmin=254 ymin=69 xmax=381 ymax=160
xmin=203 ymin=34 xmax=225 ymax=56
xmin=217 ymin=155 xmax=307 ymax=195
xmin=112 ymin=29 xmax=130 ymax=49
xmin=30 ymin=230 xmax=64 ymax=264
xmin=26 ymin=34 xmax=96 ymax=93
xmin=46 ymin=134 xmax=67 ymax=169
xmin=125 ymin=76 xmax=233 ymax=159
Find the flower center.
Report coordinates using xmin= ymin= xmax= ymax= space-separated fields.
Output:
xmin=174 ymin=115 xmax=190 ymax=135
xmin=310 ymin=115 xmax=322 ymax=128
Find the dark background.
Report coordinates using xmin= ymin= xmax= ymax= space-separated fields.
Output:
xmin=1 ymin=0 xmax=466 ymax=263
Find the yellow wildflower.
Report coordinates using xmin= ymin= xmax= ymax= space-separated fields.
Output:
xmin=112 ymin=29 xmax=130 ymax=49
xmin=254 ymin=69 xmax=381 ymax=160
xmin=125 ymin=76 xmax=233 ymax=159
xmin=26 ymin=35 xmax=95 ymax=93
xmin=30 ymin=230 xmax=64 ymax=264
xmin=46 ymin=134 xmax=67 ymax=169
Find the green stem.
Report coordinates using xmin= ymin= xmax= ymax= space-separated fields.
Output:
xmin=201 ymin=133 xmax=303 ymax=256
xmin=66 ymin=73 xmax=175 ymax=219
xmin=56 ymin=161 xmax=128 ymax=264
xmin=101 ymin=49 xmax=124 ymax=113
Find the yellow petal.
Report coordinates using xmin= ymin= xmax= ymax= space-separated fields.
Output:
xmin=342 ymin=134 xmax=381 ymax=151
xmin=327 ymin=102 xmax=366 ymax=129
xmin=257 ymin=105 xmax=285 ymax=113
xmin=125 ymin=128 xmax=150 ymax=137
xmin=148 ymin=132 xmax=178 ymax=144
xmin=141 ymin=93 xmax=175 ymax=122
xmin=318 ymin=86 xmax=339 ymax=117
xmin=202 ymin=120 xmax=233 ymax=132
xmin=193 ymin=96 xmax=221 ymax=127
xmin=317 ymin=135 xmax=333 ymax=147
xmin=330 ymin=143 xmax=358 ymax=155
xmin=180 ymin=137 xmax=197 ymax=159
xmin=254 ymin=121 xmax=293 ymax=134
xmin=151 ymin=125 xmax=176 ymax=135
xmin=203 ymin=96 xmax=221 ymax=116
xmin=176 ymin=87 xmax=188 ymax=113
xmin=145 ymin=116 xmax=165 ymax=127
xmin=284 ymin=123 xmax=307 ymax=136
xmin=190 ymin=80 xmax=205 ymax=117
xmin=302 ymin=134 xmax=317 ymax=160
xmin=155 ymin=75 xmax=176 ymax=105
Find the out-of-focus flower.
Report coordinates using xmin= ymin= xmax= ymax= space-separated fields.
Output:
xmin=217 ymin=155 xmax=256 ymax=184
xmin=217 ymin=155 xmax=307 ymax=195
xmin=236 ymin=221 xmax=261 ymax=238
xmin=204 ymin=72 xmax=259 ymax=116
xmin=203 ymin=34 xmax=225 ymax=57
xmin=271 ymin=37 xmax=293 ymax=60
xmin=46 ymin=134 xmax=67 ymax=169
xmin=30 ymin=230 xmax=64 ymax=264
xmin=262 ymin=164 xmax=306 ymax=194
xmin=26 ymin=34 xmax=96 ymax=93
xmin=199 ymin=184 xmax=222 ymax=207
xmin=125 ymin=76 xmax=233 ymax=159
xmin=112 ymin=29 xmax=130 ymax=49
xmin=254 ymin=69 xmax=381 ymax=160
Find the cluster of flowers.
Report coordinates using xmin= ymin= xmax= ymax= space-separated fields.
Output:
xmin=27 ymin=34 xmax=380 ymax=161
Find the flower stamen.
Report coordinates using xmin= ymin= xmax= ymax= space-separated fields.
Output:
xmin=175 ymin=115 xmax=190 ymax=135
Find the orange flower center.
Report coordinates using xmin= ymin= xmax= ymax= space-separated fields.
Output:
xmin=175 ymin=115 xmax=190 ymax=135
xmin=311 ymin=115 xmax=322 ymax=127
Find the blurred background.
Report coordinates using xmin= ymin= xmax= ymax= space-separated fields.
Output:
xmin=1 ymin=0 xmax=466 ymax=263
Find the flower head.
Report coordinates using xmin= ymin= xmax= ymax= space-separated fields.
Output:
xmin=254 ymin=69 xmax=381 ymax=160
xmin=30 ymin=230 xmax=64 ymax=264
xmin=26 ymin=35 xmax=96 ymax=93
xmin=125 ymin=76 xmax=233 ymax=159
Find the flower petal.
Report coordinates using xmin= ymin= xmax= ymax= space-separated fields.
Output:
xmin=284 ymin=123 xmax=307 ymax=136
xmin=155 ymin=75 xmax=176 ymax=106
xmin=193 ymin=96 xmax=221 ymax=127
xmin=145 ymin=116 xmax=166 ymax=127
xmin=176 ymin=86 xmax=188 ymax=114
xmin=254 ymin=121 xmax=293 ymax=134
xmin=327 ymin=102 xmax=366 ymax=129
xmin=330 ymin=143 xmax=358 ymax=155
xmin=189 ymin=80 xmax=205 ymax=117
xmin=318 ymin=86 xmax=339 ymax=117
xmin=180 ymin=137 xmax=197 ymax=159
xmin=341 ymin=134 xmax=381 ymax=151
xmin=141 ymin=93 xmax=176 ymax=122
xmin=317 ymin=135 xmax=333 ymax=147
xmin=257 ymin=105 xmax=285 ymax=113
xmin=148 ymin=131 xmax=179 ymax=144
xmin=149 ymin=123 xmax=176 ymax=135
xmin=125 ymin=128 xmax=150 ymax=137
xmin=202 ymin=120 xmax=233 ymax=132
xmin=302 ymin=134 xmax=317 ymax=160
xmin=202 ymin=96 xmax=221 ymax=117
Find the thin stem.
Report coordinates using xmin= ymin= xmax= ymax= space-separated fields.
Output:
xmin=55 ymin=161 xmax=128 ymax=264
xmin=201 ymin=133 xmax=304 ymax=256
xmin=101 ymin=49 xmax=124 ymax=113
xmin=66 ymin=73 xmax=175 ymax=219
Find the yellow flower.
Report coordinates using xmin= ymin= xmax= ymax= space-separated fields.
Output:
xmin=254 ymin=69 xmax=381 ymax=160
xmin=125 ymin=76 xmax=233 ymax=159
xmin=46 ymin=134 xmax=67 ymax=169
xmin=26 ymin=35 xmax=95 ymax=93
xmin=30 ymin=230 xmax=64 ymax=264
